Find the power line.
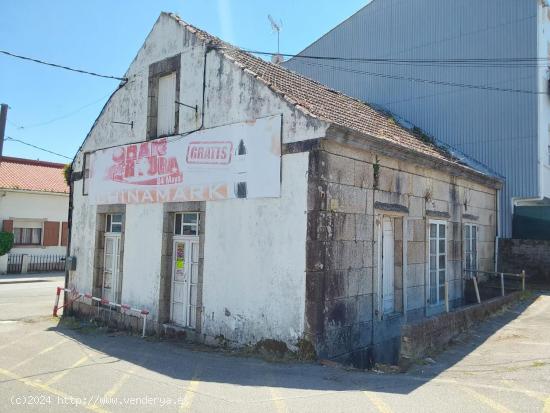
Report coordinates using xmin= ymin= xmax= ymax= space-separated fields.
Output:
xmin=233 ymin=47 xmax=550 ymax=68
xmin=4 ymin=136 xmax=72 ymax=160
xmin=295 ymin=60 xmax=545 ymax=95
xmin=10 ymin=93 xmax=112 ymax=130
xmin=0 ymin=50 xmax=127 ymax=82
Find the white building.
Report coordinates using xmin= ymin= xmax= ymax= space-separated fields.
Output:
xmin=68 ymin=13 xmax=502 ymax=365
xmin=0 ymin=156 xmax=69 ymax=273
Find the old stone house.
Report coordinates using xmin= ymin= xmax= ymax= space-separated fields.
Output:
xmin=67 ymin=13 xmax=501 ymax=364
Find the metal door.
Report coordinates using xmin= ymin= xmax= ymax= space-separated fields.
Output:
xmin=382 ymin=217 xmax=395 ymax=314
xmin=170 ymin=236 xmax=199 ymax=328
xmin=102 ymin=234 xmax=121 ymax=303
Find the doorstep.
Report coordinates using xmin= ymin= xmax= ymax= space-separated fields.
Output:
xmin=162 ymin=323 xmax=200 ymax=342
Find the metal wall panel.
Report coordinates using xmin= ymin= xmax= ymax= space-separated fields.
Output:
xmin=284 ymin=0 xmax=540 ymax=237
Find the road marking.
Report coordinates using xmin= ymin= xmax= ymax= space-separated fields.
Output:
xmin=459 ymin=386 xmax=514 ymax=413
xmin=45 ymin=355 xmax=89 ymax=386
xmin=269 ymin=387 xmax=289 ymax=413
xmin=363 ymin=392 xmax=393 ymax=413
xmin=10 ymin=337 xmax=68 ymax=369
xmin=180 ymin=373 xmax=201 ymax=412
xmin=0 ymin=367 xmax=108 ymax=413
xmin=103 ymin=369 xmax=134 ymax=399
xmin=500 ymin=379 xmax=547 ymax=403
xmin=0 ymin=330 xmax=42 ymax=351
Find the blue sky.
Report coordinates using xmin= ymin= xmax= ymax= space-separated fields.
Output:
xmin=0 ymin=0 xmax=368 ymax=163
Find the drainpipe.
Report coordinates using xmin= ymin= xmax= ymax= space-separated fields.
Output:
xmin=494 ymin=188 xmax=501 ymax=272
xmin=64 ymin=167 xmax=74 ymax=314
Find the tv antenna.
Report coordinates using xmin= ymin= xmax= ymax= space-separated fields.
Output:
xmin=268 ymin=15 xmax=282 ymax=54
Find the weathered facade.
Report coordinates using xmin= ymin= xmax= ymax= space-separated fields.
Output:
xmin=68 ymin=13 xmax=501 ymax=364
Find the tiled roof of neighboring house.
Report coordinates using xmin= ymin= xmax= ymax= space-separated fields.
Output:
xmin=0 ymin=156 xmax=69 ymax=194
xmin=168 ymin=13 xmax=500 ymax=180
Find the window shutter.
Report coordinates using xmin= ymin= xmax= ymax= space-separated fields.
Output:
xmin=61 ymin=222 xmax=69 ymax=246
xmin=43 ymin=222 xmax=60 ymax=246
xmin=157 ymin=72 xmax=176 ymax=136
xmin=2 ymin=219 xmax=13 ymax=233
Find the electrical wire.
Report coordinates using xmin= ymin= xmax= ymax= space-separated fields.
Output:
xmin=4 ymin=136 xmax=72 ymax=160
xmin=231 ymin=47 xmax=550 ymax=68
xmin=294 ymin=60 xmax=545 ymax=94
xmin=10 ymin=93 xmax=113 ymax=130
xmin=0 ymin=50 xmax=127 ymax=82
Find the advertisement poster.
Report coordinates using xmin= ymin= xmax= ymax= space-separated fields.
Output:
xmin=88 ymin=116 xmax=281 ymax=205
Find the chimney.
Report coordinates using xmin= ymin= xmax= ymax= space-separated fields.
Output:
xmin=0 ymin=104 xmax=8 ymax=158
xmin=271 ymin=54 xmax=285 ymax=65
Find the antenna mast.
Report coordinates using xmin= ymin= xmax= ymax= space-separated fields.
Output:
xmin=268 ymin=15 xmax=282 ymax=54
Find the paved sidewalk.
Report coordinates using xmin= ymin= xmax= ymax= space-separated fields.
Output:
xmin=0 ymin=272 xmax=64 ymax=284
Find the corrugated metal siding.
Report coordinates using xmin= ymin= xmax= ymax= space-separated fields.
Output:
xmin=284 ymin=0 xmax=539 ymax=237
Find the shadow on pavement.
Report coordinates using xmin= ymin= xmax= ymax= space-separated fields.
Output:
xmin=44 ymin=293 xmax=544 ymax=395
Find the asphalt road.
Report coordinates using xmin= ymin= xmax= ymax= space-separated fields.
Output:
xmin=0 ymin=274 xmax=549 ymax=413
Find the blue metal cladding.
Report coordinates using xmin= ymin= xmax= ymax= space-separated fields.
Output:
xmin=284 ymin=0 xmax=540 ymax=237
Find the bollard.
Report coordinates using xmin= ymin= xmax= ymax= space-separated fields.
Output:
xmin=473 ymin=276 xmax=481 ymax=304
xmin=521 ymin=270 xmax=526 ymax=292
xmin=52 ymin=287 xmax=62 ymax=317
xmin=500 ymin=273 xmax=505 ymax=297
xmin=141 ymin=310 xmax=149 ymax=338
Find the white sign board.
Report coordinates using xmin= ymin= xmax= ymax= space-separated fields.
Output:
xmin=88 ymin=116 xmax=281 ymax=205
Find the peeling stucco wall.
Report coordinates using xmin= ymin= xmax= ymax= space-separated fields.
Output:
xmin=69 ymin=13 xmax=326 ymax=347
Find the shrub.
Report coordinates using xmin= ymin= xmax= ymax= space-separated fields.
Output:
xmin=0 ymin=232 xmax=14 ymax=256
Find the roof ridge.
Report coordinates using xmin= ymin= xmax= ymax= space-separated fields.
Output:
xmin=0 ymin=156 xmax=66 ymax=169
xmin=168 ymin=13 xmax=392 ymax=113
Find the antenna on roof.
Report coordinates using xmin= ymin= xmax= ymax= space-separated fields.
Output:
xmin=268 ymin=15 xmax=284 ymax=64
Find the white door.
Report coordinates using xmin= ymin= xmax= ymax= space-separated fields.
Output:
xmin=157 ymin=72 xmax=176 ymax=136
xmin=382 ymin=217 xmax=395 ymax=314
xmin=102 ymin=234 xmax=121 ymax=303
xmin=170 ymin=236 xmax=199 ymax=327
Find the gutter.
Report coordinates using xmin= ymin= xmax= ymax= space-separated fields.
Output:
xmin=0 ymin=188 xmax=69 ymax=197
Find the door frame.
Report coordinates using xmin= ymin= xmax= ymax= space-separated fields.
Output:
xmin=375 ymin=212 xmax=407 ymax=320
xmin=427 ymin=219 xmax=448 ymax=308
xmin=169 ymin=235 xmax=199 ymax=327
xmin=381 ymin=216 xmax=395 ymax=315
xmin=102 ymin=232 xmax=121 ymax=303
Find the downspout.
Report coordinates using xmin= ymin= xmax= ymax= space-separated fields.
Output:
xmin=64 ymin=169 xmax=74 ymax=313
xmin=369 ymin=177 xmax=376 ymax=367
xmin=494 ymin=188 xmax=501 ymax=272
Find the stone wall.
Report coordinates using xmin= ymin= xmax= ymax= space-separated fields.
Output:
xmin=305 ymin=139 xmax=498 ymax=365
xmin=498 ymin=239 xmax=550 ymax=286
xmin=400 ymin=291 xmax=522 ymax=366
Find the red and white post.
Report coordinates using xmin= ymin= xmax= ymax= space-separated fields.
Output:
xmin=52 ymin=286 xmax=62 ymax=317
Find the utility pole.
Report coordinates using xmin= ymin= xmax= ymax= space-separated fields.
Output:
xmin=0 ymin=104 xmax=7 ymax=158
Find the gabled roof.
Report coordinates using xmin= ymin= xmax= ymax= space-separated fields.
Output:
xmin=168 ymin=13 xmax=500 ymax=182
xmin=0 ymin=156 xmax=69 ymax=194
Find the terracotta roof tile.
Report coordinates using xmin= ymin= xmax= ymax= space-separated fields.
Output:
xmin=0 ymin=156 xmax=69 ymax=194
xmin=169 ymin=13 xmax=488 ymax=176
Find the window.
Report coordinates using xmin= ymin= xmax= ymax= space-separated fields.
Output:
xmin=83 ymin=152 xmax=91 ymax=195
xmin=157 ymin=72 xmax=177 ymax=136
xmin=174 ymin=213 xmax=199 ymax=236
xmin=464 ymin=224 xmax=478 ymax=272
xmin=13 ymin=227 xmax=42 ymax=245
xmin=106 ymin=214 xmax=123 ymax=233
xmin=429 ymin=221 xmax=446 ymax=305
xmin=147 ymin=55 xmax=180 ymax=139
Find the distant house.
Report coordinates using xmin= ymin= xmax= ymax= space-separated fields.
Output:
xmin=283 ymin=0 xmax=550 ymax=239
xmin=67 ymin=13 xmax=502 ymax=365
xmin=0 ymin=156 xmax=69 ymax=256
